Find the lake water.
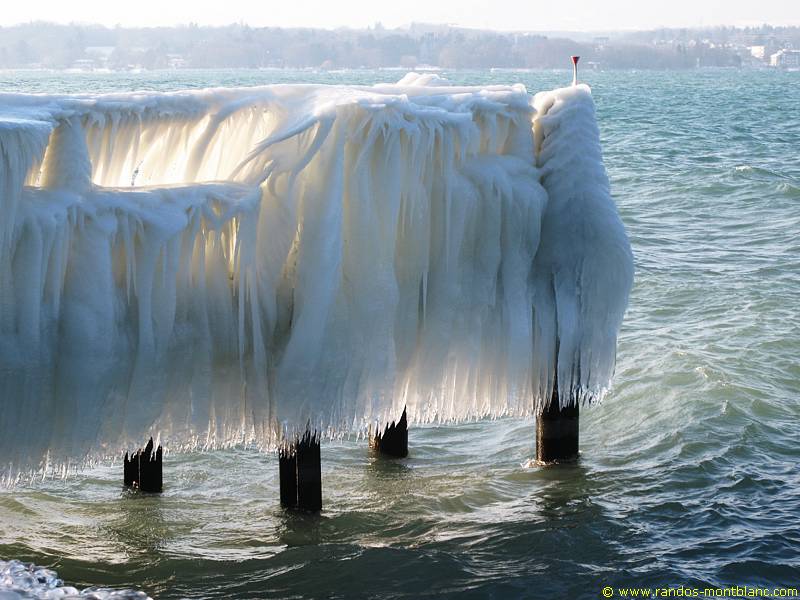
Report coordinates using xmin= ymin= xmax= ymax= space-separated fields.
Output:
xmin=0 ymin=68 xmax=798 ymax=599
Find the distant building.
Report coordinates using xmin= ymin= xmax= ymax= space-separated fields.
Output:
xmin=748 ymin=45 xmax=766 ymax=59
xmin=769 ymin=49 xmax=800 ymax=67
xmin=167 ymin=54 xmax=187 ymax=69
xmin=85 ymin=47 xmax=114 ymax=61
xmin=70 ymin=58 xmax=96 ymax=71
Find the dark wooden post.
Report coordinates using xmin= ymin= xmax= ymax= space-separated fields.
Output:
xmin=536 ymin=380 xmax=579 ymax=463
xmin=278 ymin=443 xmax=297 ymax=508
xmin=123 ymin=437 xmax=163 ymax=492
xmin=296 ymin=430 xmax=322 ymax=512
xmin=370 ymin=407 xmax=408 ymax=458
xmin=124 ymin=452 xmax=136 ymax=487
xmin=279 ymin=427 xmax=322 ymax=512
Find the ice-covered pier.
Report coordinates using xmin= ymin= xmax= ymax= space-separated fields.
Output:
xmin=0 ymin=73 xmax=632 ymax=479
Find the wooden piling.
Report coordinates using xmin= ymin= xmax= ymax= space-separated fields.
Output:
xmin=278 ymin=443 xmax=297 ymax=508
xmin=279 ymin=427 xmax=322 ymax=512
xmin=123 ymin=437 xmax=163 ymax=492
xmin=536 ymin=380 xmax=579 ymax=463
xmin=296 ymin=430 xmax=322 ymax=512
xmin=370 ymin=407 xmax=408 ymax=458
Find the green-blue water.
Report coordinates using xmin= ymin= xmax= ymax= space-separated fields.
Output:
xmin=1 ymin=68 xmax=799 ymax=599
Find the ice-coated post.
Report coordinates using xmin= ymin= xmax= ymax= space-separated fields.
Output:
xmin=278 ymin=427 xmax=322 ymax=512
xmin=370 ymin=407 xmax=408 ymax=458
xmin=571 ymin=55 xmax=580 ymax=86
xmin=536 ymin=379 xmax=579 ymax=463
xmin=40 ymin=117 xmax=92 ymax=192
xmin=123 ymin=437 xmax=163 ymax=493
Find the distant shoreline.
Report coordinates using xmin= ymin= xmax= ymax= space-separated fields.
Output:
xmin=1 ymin=65 xmax=797 ymax=75
xmin=1 ymin=22 xmax=798 ymax=71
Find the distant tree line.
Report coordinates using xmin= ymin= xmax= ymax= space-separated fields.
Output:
xmin=0 ymin=22 xmax=795 ymax=70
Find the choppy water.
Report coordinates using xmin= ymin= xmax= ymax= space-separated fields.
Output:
xmin=1 ymin=68 xmax=799 ymax=599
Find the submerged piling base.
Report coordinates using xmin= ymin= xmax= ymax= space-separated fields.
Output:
xmin=279 ymin=428 xmax=322 ymax=512
xmin=370 ymin=407 xmax=408 ymax=458
xmin=123 ymin=438 xmax=163 ymax=492
xmin=536 ymin=388 xmax=579 ymax=464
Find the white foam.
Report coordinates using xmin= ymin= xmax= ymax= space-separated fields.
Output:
xmin=0 ymin=559 xmax=150 ymax=599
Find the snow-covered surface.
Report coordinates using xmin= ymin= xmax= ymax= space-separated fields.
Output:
xmin=0 ymin=560 xmax=149 ymax=599
xmin=0 ymin=76 xmax=632 ymax=477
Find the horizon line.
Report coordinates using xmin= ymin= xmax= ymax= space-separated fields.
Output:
xmin=3 ymin=19 xmax=800 ymax=35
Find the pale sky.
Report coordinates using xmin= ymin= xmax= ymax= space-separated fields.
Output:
xmin=8 ymin=0 xmax=800 ymax=31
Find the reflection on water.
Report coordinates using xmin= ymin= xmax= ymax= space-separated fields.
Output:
xmin=276 ymin=511 xmax=324 ymax=548
xmin=364 ymin=454 xmax=413 ymax=479
xmin=101 ymin=491 xmax=170 ymax=559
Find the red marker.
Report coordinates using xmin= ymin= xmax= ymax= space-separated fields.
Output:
xmin=571 ymin=55 xmax=580 ymax=86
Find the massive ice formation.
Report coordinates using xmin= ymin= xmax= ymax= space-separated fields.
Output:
xmin=0 ymin=77 xmax=633 ymax=476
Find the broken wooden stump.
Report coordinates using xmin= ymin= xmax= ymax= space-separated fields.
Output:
xmin=279 ymin=428 xmax=322 ymax=512
xmin=370 ymin=407 xmax=408 ymax=458
xmin=536 ymin=381 xmax=579 ymax=464
xmin=123 ymin=437 xmax=163 ymax=493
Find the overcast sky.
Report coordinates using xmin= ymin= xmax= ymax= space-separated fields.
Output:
xmin=6 ymin=0 xmax=800 ymax=31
